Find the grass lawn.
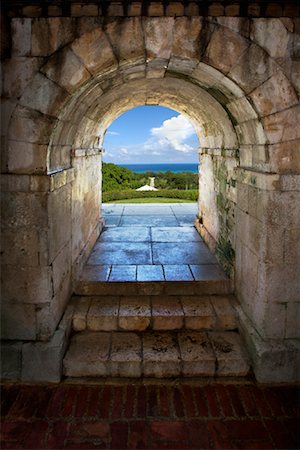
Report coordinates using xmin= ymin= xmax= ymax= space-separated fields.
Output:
xmin=105 ymin=197 xmax=196 ymax=204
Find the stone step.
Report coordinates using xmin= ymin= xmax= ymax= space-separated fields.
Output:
xmin=75 ymin=279 xmax=233 ymax=297
xmin=63 ymin=330 xmax=250 ymax=378
xmin=71 ymin=295 xmax=238 ymax=333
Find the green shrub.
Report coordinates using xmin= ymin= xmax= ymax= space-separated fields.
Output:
xmin=102 ymin=189 xmax=198 ymax=202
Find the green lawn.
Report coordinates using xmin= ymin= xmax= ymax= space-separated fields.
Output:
xmin=105 ymin=197 xmax=196 ymax=204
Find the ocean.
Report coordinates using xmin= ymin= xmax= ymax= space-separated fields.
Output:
xmin=119 ymin=163 xmax=198 ymax=174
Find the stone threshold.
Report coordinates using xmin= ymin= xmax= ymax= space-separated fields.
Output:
xmin=63 ymin=330 xmax=250 ymax=378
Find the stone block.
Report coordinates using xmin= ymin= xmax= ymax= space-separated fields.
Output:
xmin=144 ymin=17 xmax=174 ymax=60
xmin=119 ymin=297 xmax=150 ymax=331
xmin=250 ymin=19 xmax=290 ymax=58
xmin=217 ymin=18 xmax=250 ymax=37
xmin=205 ymin=26 xmax=249 ymax=74
xmin=236 ymin=119 xmax=266 ymax=145
xmin=166 ymin=2 xmax=184 ymax=16
xmin=41 ymin=47 xmax=91 ymax=94
xmin=211 ymin=296 xmax=237 ymax=330
xmin=227 ymin=97 xmax=257 ymax=124
xmin=110 ymin=332 xmax=142 ymax=377
xmin=87 ymin=298 xmax=119 ymax=331
xmin=143 ymin=332 xmax=181 ymax=377
xmin=152 ymin=297 xmax=184 ymax=330
xmin=11 ymin=19 xmax=31 ymax=56
xmin=20 ymin=73 xmax=68 ymax=118
xmin=209 ymin=331 xmax=250 ymax=376
xmin=52 ymin=242 xmax=72 ymax=294
xmin=0 ymin=342 xmax=22 ymax=380
xmin=128 ymin=2 xmax=142 ymax=16
xmin=3 ymin=57 xmax=41 ymax=99
xmin=268 ymin=140 xmax=300 ymax=174
xmin=181 ymin=296 xmax=216 ymax=330
xmin=229 ymin=44 xmax=276 ymax=94
xmin=104 ymin=18 xmax=144 ymax=67
xmin=48 ymin=184 xmax=72 ymax=262
xmin=172 ymin=17 xmax=203 ymax=60
xmin=0 ymin=174 xmax=30 ymax=193
xmin=71 ymin=27 xmax=117 ymax=75
xmin=7 ymin=140 xmax=48 ymax=174
xmin=1 ymin=229 xmax=42 ymax=266
xmin=23 ymin=6 xmax=41 ymax=17
xmin=250 ymin=71 xmax=298 ymax=117
xmin=1 ymin=190 xmax=48 ymax=229
xmin=192 ymin=62 xmax=224 ymax=89
xmin=107 ymin=2 xmax=124 ymax=16
xmin=72 ymin=297 xmax=92 ymax=331
xmin=263 ymin=105 xmax=300 ymax=145
xmin=284 ymin=227 xmax=300 ymax=265
xmin=31 ymin=18 xmax=75 ymax=56
xmin=1 ymin=303 xmax=36 ymax=340
xmin=148 ymin=2 xmax=164 ymax=16
xmin=286 ymin=303 xmax=300 ymax=339
xmin=208 ymin=3 xmax=224 ymax=16
xmin=63 ymin=332 xmax=111 ymax=377
xmin=9 ymin=106 xmax=55 ymax=145
xmin=178 ymin=331 xmax=215 ymax=376
xmin=22 ymin=327 xmax=66 ymax=382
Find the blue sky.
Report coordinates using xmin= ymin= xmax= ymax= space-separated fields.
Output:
xmin=103 ymin=106 xmax=199 ymax=164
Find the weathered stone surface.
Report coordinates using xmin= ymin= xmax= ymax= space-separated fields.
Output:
xmin=172 ymin=17 xmax=202 ymax=60
xmin=229 ymin=43 xmax=276 ymax=94
xmin=41 ymin=47 xmax=91 ymax=93
xmin=20 ymin=73 xmax=68 ymax=117
xmin=181 ymin=297 xmax=216 ymax=330
xmin=3 ymin=58 xmax=41 ymax=99
xmin=110 ymin=332 xmax=142 ymax=377
xmin=227 ymin=97 xmax=258 ymax=124
xmin=152 ymin=297 xmax=184 ymax=330
xmin=71 ymin=27 xmax=117 ymax=75
xmin=263 ymin=104 xmax=300 ymax=144
xmin=143 ymin=332 xmax=181 ymax=377
xmin=144 ymin=17 xmax=174 ymax=60
xmin=205 ymin=26 xmax=249 ymax=74
xmin=236 ymin=119 xmax=266 ymax=145
xmin=210 ymin=331 xmax=250 ymax=376
xmin=179 ymin=331 xmax=215 ymax=376
xmin=104 ymin=18 xmax=144 ymax=66
xmin=268 ymin=140 xmax=300 ymax=174
xmin=0 ymin=342 xmax=22 ymax=380
xmin=31 ymin=18 xmax=75 ymax=56
xmin=63 ymin=332 xmax=110 ymax=377
xmin=250 ymin=18 xmax=290 ymax=58
xmin=7 ymin=141 xmax=48 ymax=174
xmin=8 ymin=106 xmax=55 ymax=145
xmin=0 ymin=229 xmax=42 ymax=266
xmin=119 ymin=297 xmax=151 ymax=331
xmin=1 ymin=191 xmax=48 ymax=229
xmin=1 ymin=303 xmax=36 ymax=340
xmin=285 ymin=303 xmax=300 ymax=339
xmin=211 ymin=297 xmax=238 ymax=330
xmin=52 ymin=242 xmax=72 ymax=294
xmin=250 ymin=71 xmax=298 ymax=116
xmin=87 ymin=298 xmax=119 ymax=331
xmin=11 ymin=19 xmax=31 ymax=56
xmin=72 ymin=297 xmax=91 ymax=331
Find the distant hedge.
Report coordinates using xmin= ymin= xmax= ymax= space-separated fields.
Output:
xmin=103 ymin=189 xmax=198 ymax=202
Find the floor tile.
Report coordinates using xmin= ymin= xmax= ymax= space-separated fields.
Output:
xmin=79 ymin=265 xmax=111 ymax=282
xmin=151 ymin=227 xmax=201 ymax=242
xmin=104 ymin=215 xmax=121 ymax=227
xmin=171 ymin=203 xmax=198 ymax=214
xmin=163 ymin=265 xmax=194 ymax=281
xmin=123 ymin=205 xmax=174 ymax=215
xmin=137 ymin=265 xmax=164 ymax=281
xmin=88 ymin=242 xmax=152 ymax=265
xmin=102 ymin=204 xmax=124 ymax=215
xmin=99 ymin=227 xmax=151 ymax=242
xmin=109 ymin=265 xmax=137 ymax=281
xmin=190 ymin=264 xmax=228 ymax=281
xmin=152 ymin=242 xmax=218 ymax=264
xmin=174 ymin=214 xmax=197 ymax=226
xmin=120 ymin=215 xmax=179 ymax=227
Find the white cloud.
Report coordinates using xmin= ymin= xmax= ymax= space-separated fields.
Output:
xmin=106 ymin=131 xmax=120 ymax=136
xmin=144 ymin=114 xmax=196 ymax=154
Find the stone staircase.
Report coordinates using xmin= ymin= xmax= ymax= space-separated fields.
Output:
xmin=63 ymin=279 xmax=251 ymax=378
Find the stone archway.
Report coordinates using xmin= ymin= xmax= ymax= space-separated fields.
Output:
xmin=2 ymin=14 xmax=299 ymax=382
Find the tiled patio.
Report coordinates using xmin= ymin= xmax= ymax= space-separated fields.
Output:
xmin=82 ymin=203 xmax=227 ymax=283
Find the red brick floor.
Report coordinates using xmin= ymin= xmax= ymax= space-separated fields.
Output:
xmin=1 ymin=382 xmax=299 ymax=449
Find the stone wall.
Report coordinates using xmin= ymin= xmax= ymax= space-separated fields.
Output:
xmin=1 ymin=9 xmax=299 ymax=381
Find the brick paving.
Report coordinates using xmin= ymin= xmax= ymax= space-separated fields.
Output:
xmin=1 ymin=382 xmax=299 ymax=449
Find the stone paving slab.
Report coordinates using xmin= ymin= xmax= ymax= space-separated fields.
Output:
xmin=99 ymin=226 xmax=151 ymax=242
xmin=120 ymin=215 xmax=179 ymax=227
xmin=2 ymin=383 xmax=298 ymax=450
xmin=163 ymin=264 xmax=194 ymax=281
xmin=63 ymin=330 xmax=250 ymax=378
xmin=151 ymin=226 xmax=202 ymax=242
xmin=87 ymin=242 xmax=152 ymax=265
xmin=152 ymin=242 xmax=218 ymax=264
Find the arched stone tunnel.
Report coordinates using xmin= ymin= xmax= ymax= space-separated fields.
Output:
xmin=1 ymin=3 xmax=299 ymax=382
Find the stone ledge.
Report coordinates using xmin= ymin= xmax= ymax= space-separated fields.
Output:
xmin=236 ymin=305 xmax=300 ymax=383
xmin=72 ymin=148 xmax=103 ymax=158
xmin=236 ymin=168 xmax=300 ymax=192
xmin=1 ymin=169 xmax=75 ymax=192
